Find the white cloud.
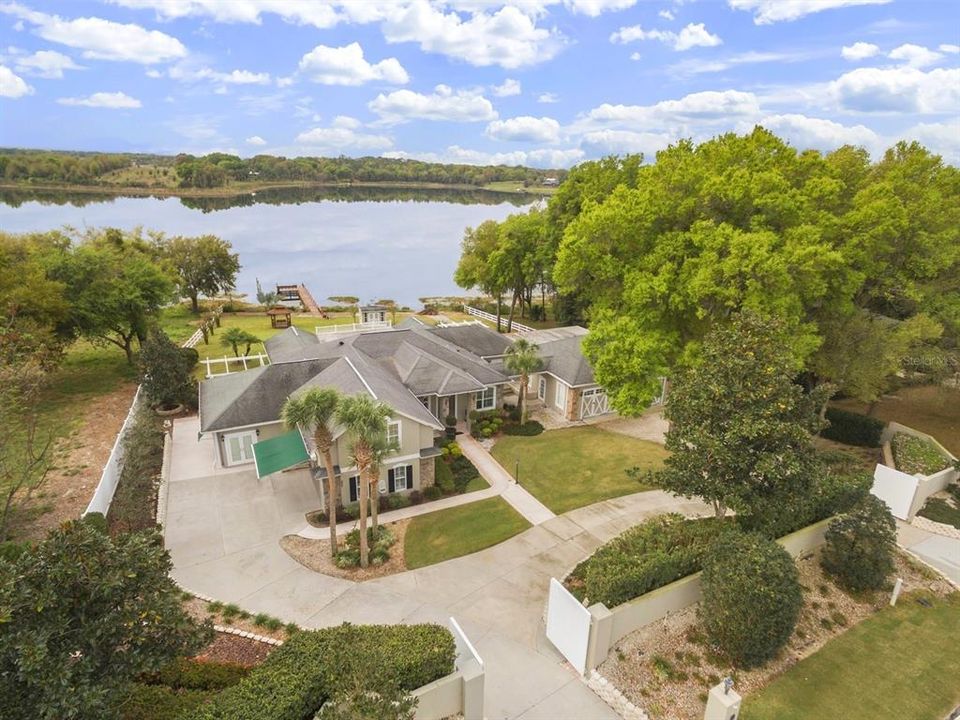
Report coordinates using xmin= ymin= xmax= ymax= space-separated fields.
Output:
xmin=298 ymin=42 xmax=408 ymax=85
xmin=630 ymin=51 xmax=641 ymax=61
xmin=829 ymin=66 xmax=960 ymax=113
xmin=13 ymin=49 xmax=81 ymax=78
xmin=169 ymin=64 xmax=271 ymax=85
xmin=940 ymin=44 xmax=960 ymax=54
xmin=668 ymin=50 xmax=814 ymax=76
xmin=57 ymin=91 xmax=141 ymax=108
xmin=369 ymin=85 xmax=498 ymax=124
xmin=245 ymin=135 xmax=267 ymax=146
xmin=611 ymin=22 xmax=721 ymax=51
xmin=1 ymin=3 xmax=187 ymax=64
xmin=583 ymin=90 xmax=760 ymax=127
xmin=295 ymin=124 xmax=393 ymax=153
xmin=486 ymin=115 xmax=560 ymax=143
xmin=728 ymin=0 xmax=891 ymax=25
xmin=276 ymin=76 xmax=294 ymax=87
xmin=145 ymin=68 xmax=162 ymax=78
xmin=107 ymin=0 xmax=344 ymax=27
xmin=332 ymin=115 xmax=361 ymax=129
xmin=0 ymin=63 xmax=32 ymax=97
xmin=565 ymin=0 xmax=636 ymax=16
xmin=841 ymin=42 xmax=879 ymax=61
xmin=658 ymin=9 xmax=674 ymax=20
xmin=385 ymin=145 xmax=584 ymax=168
xmin=902 ymin=119 xmax=960 ymax=164
xmin=754 ymin=113 xmax=880 ymax=153
xmin=492 ymin=77 xmax=521 ymax=97
xmin=887 ymin=43 xmax=943 ymax=68
xmin=538 ymin=91 xmax=559 ymax=103
xmin=579 ymin=129 xmax=672 ymax=156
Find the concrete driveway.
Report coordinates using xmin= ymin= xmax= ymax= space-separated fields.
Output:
xmin=165 ymin=419 xmax=710 ymax=719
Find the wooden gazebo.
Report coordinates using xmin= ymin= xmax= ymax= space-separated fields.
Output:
xmin=266 ymin=306 xmax=293 ymax=329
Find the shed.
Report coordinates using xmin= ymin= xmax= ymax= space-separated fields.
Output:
xmin=266 ymin=306 xmax=293 ymax=329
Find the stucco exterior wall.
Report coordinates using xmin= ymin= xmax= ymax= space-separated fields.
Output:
xmin=214 ymin=422 xmax=284 ymax=468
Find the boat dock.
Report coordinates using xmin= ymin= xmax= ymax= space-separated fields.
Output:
xmin=276 ymin=283 xmax=323 ymax=315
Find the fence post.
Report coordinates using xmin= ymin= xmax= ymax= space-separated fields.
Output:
xmin=461 ymin=659 xmax=484 ymax=720
xmin=585 ymin=603 xmax=613 ymax=671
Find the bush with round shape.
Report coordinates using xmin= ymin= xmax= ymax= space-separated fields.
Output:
xmin=700 ymin=531 xmax=803 ymax=668
xmin=820 ymin=494 xmax=896 ymax=592
xmin=422 ymin=485 xmax=442 ymax=501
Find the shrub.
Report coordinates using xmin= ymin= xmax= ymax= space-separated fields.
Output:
xmin=189 ymin=624 xmax=456 ymax=720
xmin=820 ymin=408 xmax=885 ymax=447
xmin=82 ymin=512 xmax=109 ymax=534
xmin=139 ymin=330 xmax=194 ymax=409
xmin=565 ymin=515 xmax=728 ymax=606
xmin=141 ymin=658 xmax=250 ymax=691
xmin=408 ymin=490 xmax=422 ymax=505
xmin=108 ymin=406 xmax=165 ymax=533
xmin=422 ymin=486 xmax=442 ymax=501
xmin=386 ymin=494 xmax=411 ymax=510
xmin=917 ymin=498 xmax=960 ymax=529
xmin=435 ymin=457 xmax=456 ymax=494
xmin=503 ymin=420 xmax=544 ymax=436
xmin=118 ymin=683 xmax=213 ymax=720
xmin=701 ymin=531 xmax=803 ymax=668
xmin=0 ymin=540 xmax=29 ymax=563
xmin=820 ymin=495 xmax=897 ymax=592
xmin=891 ymin=433 xmax=948 ymax=475
xmin=449 ymin=455 xmax=481 ymax=492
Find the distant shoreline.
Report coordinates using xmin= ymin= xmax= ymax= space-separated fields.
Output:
xmin=0 ymin=179 xmax=557 ymax=198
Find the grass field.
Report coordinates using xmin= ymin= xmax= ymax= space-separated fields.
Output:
xmin=742 ymin=591 xmax=960 ymax=720
xmin=490 ymin=427 xmax=667 ymax=514
xmin=403 ymin=496 xmax=530 ymax=569
xmin=832 ymin=385 xmax=960 ymax=455
xmin=482 ymin=180 xmax=557 ymax=195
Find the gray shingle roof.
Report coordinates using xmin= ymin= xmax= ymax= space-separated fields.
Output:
xmin=536 ymin=336 xmax=596 ymax=387
xmin=264 ymin=327 xmax=325 ymax=363
xmin=428 ymin=324 xmax=513 ymax=358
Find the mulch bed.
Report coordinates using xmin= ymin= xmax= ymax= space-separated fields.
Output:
xmin=600 ymin=550 xmax=954 ymax=720
xmin=280 ymin=519 xmax=410 ymax=581
xmin=193 ymin=633 xmax=275 ymax=667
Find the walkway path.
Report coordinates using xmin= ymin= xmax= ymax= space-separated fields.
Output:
xmin=164 ymin=425 xmax=712 ymax=719
xmin=897 ymin=521 xmax=960 ymax=585
xmin=297 ymin=430 xmax=555 ymax=539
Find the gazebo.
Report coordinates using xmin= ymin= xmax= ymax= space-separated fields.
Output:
xmin=266 ymin=306 xmax=293 ymax=329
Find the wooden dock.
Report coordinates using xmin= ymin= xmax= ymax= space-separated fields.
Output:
xmin=296 ymin=284 xmax=322 ymax=315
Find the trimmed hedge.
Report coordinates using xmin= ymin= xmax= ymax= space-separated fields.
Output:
xmin=565 ymin=514 xmax=728 ymax=607
xmin=821 ymin=495 xmax=897 ymax=592
xmin=190 ymin=624 xmax=455 ymax=720
xmin=891 ymin=433 xmax=948 ymax=475
xmin=140 ymin=658 xmax=250 ymax=691
xmin=502 ymin=420 xmax=544 ymax=437
xmin=119 ymin=684 xmax=213 ymax=720
xmin=820 ymin=407 xmax=885 ymax=447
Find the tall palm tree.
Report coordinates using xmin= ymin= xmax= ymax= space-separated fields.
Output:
xmin=505 ymin=338 xmax=542 ymax=425
xmin=282 ymin=388 xmax=342 ymax=557
xmin=337 ymin=394 xmax=392 ymax=568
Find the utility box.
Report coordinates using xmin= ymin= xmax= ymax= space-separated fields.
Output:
xmin=704 ymin=681 xmax=741 ymax=720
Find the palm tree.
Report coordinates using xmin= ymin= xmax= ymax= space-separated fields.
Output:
xmin=337 ymin=394 xmax=392 ymax=568
xmin=220 ymin=327 xmax=260 ymax=357
xmin=505 ymin=338 xmax=542 ymax=425
xmin=282 ymin=388 xmax=342 ymax=557
xmin=366 ymin=434 xmax=399 ymax=536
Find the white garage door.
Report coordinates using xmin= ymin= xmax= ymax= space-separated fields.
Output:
xmin=580 ymin=387 xmax=610 ymax=419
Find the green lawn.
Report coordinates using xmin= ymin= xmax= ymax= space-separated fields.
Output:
xmin=403 ymin=497 xmax=530 ymax=569
xmin=490 ymin=427 xmax=668 ymax=514
xmin=743 ymin=592 xmax=960 ymax=720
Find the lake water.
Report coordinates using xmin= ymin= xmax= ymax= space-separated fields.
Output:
xmin=0 ymin=186 xmax=538 ymax=307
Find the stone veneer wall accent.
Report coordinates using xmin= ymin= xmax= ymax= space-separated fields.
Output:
xmin=419 ymin=457 xmax=436 ymax=489
xmin=565 ymin=386 xmax=581 ymax=421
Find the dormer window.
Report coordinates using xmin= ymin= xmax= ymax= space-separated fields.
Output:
xmin=386 ymin=420 xmax=401 ymax=448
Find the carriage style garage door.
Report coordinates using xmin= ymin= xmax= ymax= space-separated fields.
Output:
xmin=580 ymin=387 xmax=610 ymax=419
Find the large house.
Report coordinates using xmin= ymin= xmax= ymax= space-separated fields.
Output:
xmin=197 ymin=320 xmax=625 ymax=506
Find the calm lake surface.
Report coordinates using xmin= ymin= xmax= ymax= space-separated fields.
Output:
xmin=0 ymin=186 xmax=538 ymax=306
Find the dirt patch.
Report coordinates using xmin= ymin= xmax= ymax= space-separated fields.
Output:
xmin=10 ymin=382 xmax=138 ymax=541
xmin=281 ymin=519 xmax=410 ymax=581
xmin=600 ymin=551 xmax=954 ymax=720
xmin=812 ymin=436 xmax=883 ymax=473
xmin=193 ymin=633 xmax=275 ymax=667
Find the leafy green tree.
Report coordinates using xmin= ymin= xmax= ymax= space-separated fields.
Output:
xmin=504 ymin=338 xmax=542 ymax=424
xmin=50 ymin=231 xmax=176 ymax=364
xmin=336 ymin=395 xmax=391 ymax=568
xmin=649 ymin=313 xmax=829 ymax=529
xmin=282 ymin=388 xmax=343 ymax=556
xmin=219 ymin=328 xmax=260 ymax=357
xmin=455 ymin=221 xmax=506 ymax=330
xmin=255 ymin=277 xmax=278 ymax=307
xmin=165 ymin=235 xmax=240 ymax=314
xmin=820 ymin=495 xmax=897 ymax=592
xmin=700 ymin=531 xmax=803 ymax=668
xmin=0 ymin=520 xmax=213 ymax=720
xmin=489 ymin=210 xmax=546 ymax=329
xmin=139 ymin=329 xmax=193 ymax=409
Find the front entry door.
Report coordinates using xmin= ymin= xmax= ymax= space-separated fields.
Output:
xmin=224 ymin=431 xmax=256 ymax=466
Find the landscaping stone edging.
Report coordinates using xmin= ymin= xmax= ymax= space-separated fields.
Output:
xmin=179 ymin=587 xmax=289 ymax=646
xmin=911 ymin=514 xmax=960 ymax=540
xmin=586 ymin=670 xmax=648 ymax=720
xmin=155 ymin=431 xmax=172 ymax=528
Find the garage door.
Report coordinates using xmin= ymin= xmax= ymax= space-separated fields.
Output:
xmin=580 ymin=387 xmax=610 ymax=419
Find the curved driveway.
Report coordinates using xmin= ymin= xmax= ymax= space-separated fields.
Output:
xmin=164 ymin=420 xmax=709 ymax=719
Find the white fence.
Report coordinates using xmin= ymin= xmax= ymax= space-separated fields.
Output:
xmin=183 ymin=327 xmax=205 ymax=348
xmin=545 ymin=578 xmax=592 ymax=675
xmin=83 ymin=385 xmax=143 ymax=517
xmin=201 ymin=351 xmax=270 ymax=378
xmin=463 ymin=305 xmax=534 ymax=334
xmin=315 ymin=320 xmax=392 ymax=336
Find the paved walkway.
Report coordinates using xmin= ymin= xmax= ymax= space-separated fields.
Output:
xmin=163 ymin=430 xmax=712 ymax=719
xmin=897 ymin=521 xmax=960 ymax=585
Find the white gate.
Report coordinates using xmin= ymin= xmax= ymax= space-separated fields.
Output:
xmin=871 ymin=463 xmax=919 ymax=520
xmin=546 ymin=578 xmax=592 ymax=675
xmin=580 ymin=387 xmax=610 ymax=419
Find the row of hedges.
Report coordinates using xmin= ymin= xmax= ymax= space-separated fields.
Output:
xmin=121 ymin=659 xmax=251 ymax=720
xmin=820 ymin=407 xmax=886 ymax=447
xmin=108 ymin=405 xmax=165 ymax=533
xmin=891 ymin=433 xmax=949 ymax=475
xmin=190 ymin=624 xmax=455 ymax=720
xmin=564 ymin=514 xmax=728 ymax=607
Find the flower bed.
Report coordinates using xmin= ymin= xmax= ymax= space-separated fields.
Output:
xmin=891 ymin=432 xmax=949 ymax=475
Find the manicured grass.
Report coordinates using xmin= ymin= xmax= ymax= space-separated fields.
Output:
xmin=742 ymin=592 xmax=960 ymax=720
xmin=404 ymin=497 xmax=530 ymax=569
xmin=833 ymin=385 xmax=960 ymax=455
xmin=490 ymin=427 xmax=667 ymax=514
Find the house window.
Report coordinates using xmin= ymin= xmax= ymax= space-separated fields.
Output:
xmin=555 ymin=381 xmax=567 ymax=410
xmin=537 ymin=376 xmax=546 ymax=400
xmin=392 ymin=465 xmax=408 ymax=491
xmin=386 ymin=420 xmax=401 ymax=448
xmin=475 ymin=386 xmax=496 ymax=411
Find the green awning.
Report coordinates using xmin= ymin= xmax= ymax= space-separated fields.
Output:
xmin=253 ymin=430 xmax=309 ymax=479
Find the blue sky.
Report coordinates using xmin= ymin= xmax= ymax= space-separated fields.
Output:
xmin=1 ymin=0 xmax=958 ymax=167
